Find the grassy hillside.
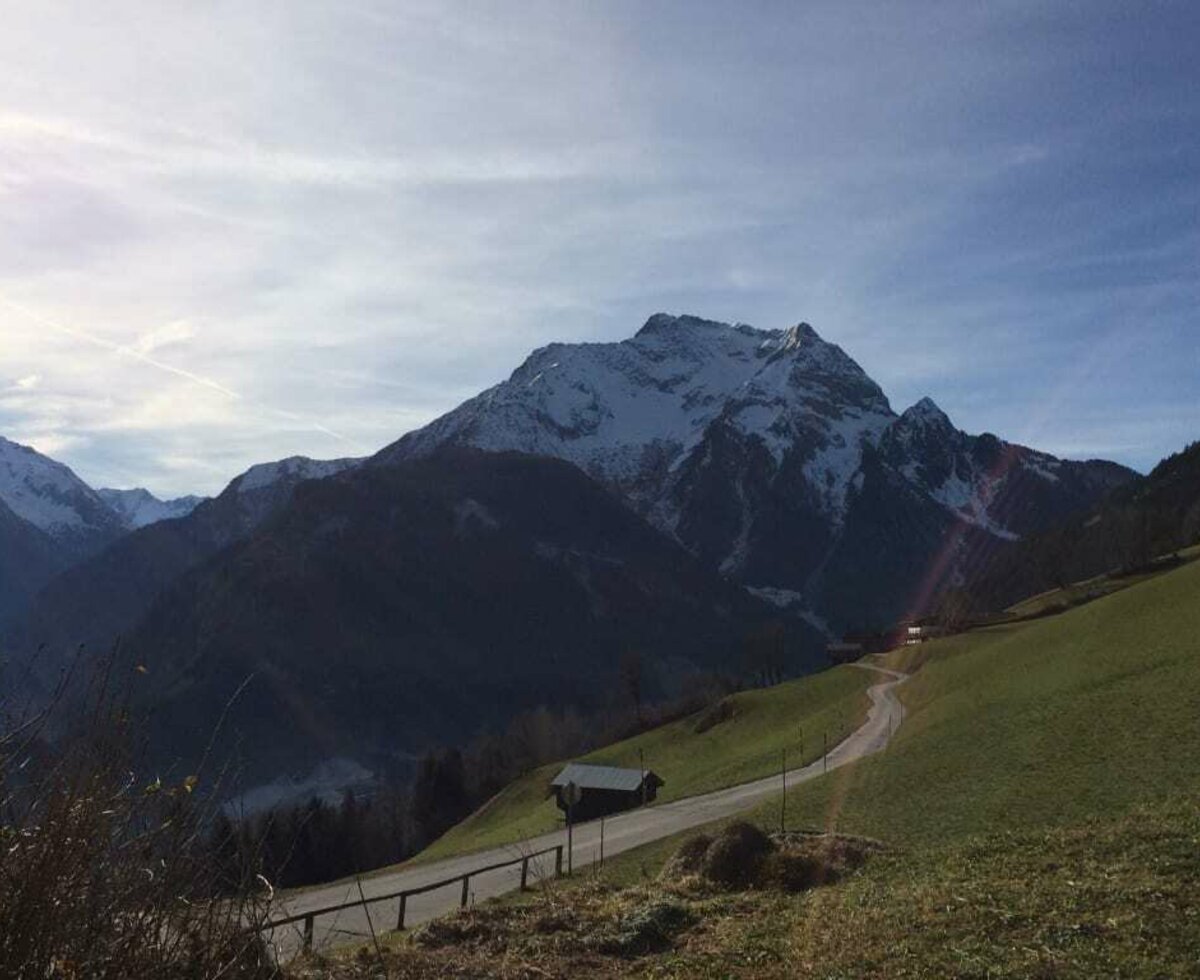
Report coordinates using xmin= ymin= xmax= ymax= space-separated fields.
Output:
xmin=310 ymin=551 xmax=1200 ymax=977
xmin=1002 ymin=542 xmax=1199 ymax=619
xmin=419 ymin=664 xmax=875 ymax=861
xmin=757 ymin=554 xmax=1200 ymax=844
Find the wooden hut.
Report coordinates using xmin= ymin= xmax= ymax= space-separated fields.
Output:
xmin=550 ymin=763 xmax=664 ymax=821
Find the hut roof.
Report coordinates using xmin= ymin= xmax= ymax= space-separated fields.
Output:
xmin=551 ymin=763 xmax=662 ymax=792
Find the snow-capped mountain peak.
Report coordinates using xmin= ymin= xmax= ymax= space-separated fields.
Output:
xmin=219 ymin=454 xmax=364 ymax=531
xmin=900 ymin=396 xmax=952 ymax=428
xmin=233 ymin=455 xmax=362 ymax=495
xmin=96 ymin=487 xmax=206 ymax=530
xmin=389 ymin=314 xmax=893 ymax=519
xmin=0 ymin=436 xmax=122 ymax=545
xmin=381 ymin=312 xmax=1134 ymax=629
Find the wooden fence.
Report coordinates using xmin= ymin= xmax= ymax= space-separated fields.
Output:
xmin=260 ymin=844 xmax=564 ymax=952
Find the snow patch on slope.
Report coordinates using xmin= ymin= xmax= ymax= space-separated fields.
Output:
xmin=97 ymin=487 xmax=206 ymax=529
xmin=0 ymin=436 xmax=115 ymax=537
xmin=927 ymin=470 xmax=1019 ymax=541
xmin=236 ymin=455 xmax=362 ymax=494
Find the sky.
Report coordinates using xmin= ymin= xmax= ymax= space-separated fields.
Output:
xmin=0 ymin=1 xmax=1196 ymax=497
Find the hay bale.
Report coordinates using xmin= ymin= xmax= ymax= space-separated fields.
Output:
xmin=701 ymin=821 xmax=774 ymax=888
xmin=763 ymin=833 xmax=882 ymax=892
xmin=659 ymin=833 xmax=712 ymax=881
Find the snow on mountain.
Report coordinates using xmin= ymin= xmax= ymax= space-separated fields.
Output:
xmin=881 ymin=396 xmax=1120 ymax=542
xmin=234 ymin=455 xmax=362 ymax=494
xmin=390 ymin=315 xmax=894 ymax=526
xmin=383 ymin=314 xmax=1134 ymax=629
xmin=218 ymin=454 xmax=364 ymax=532
xmin=0 ymin=436 xmax=123 ymax=546
xmin=97 ymin=487 xmax=206 ymax=530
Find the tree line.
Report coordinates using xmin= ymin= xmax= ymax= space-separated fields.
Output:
xmin=208 ymin=661 xmax=748 ymax=890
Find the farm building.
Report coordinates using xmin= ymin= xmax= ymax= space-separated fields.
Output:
xmin=826 ymin=640 xmax=865 ymax=663
xmin=550 ymin=763 xmax=664 ymax=821
xmin=900 ymin=619 xmax=946 ymax=645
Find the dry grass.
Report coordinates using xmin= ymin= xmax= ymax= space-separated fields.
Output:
xmin=288 ymin=797 xmax=1199 ymax=978
xmin=0 ymin=656 xmax=276 ymax=979
xmin=287 ymin=824 xmax=886 ymax=979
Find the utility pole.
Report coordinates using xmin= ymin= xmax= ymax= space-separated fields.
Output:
xmin=780 ymin=747 xmax=787 ymax=833
xmin=562 ymin=781 xmax=581 ymax=877
xmin=639 ymin=748 xmax=646 ymax=807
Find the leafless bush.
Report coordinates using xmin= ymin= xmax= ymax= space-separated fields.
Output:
xmin=0 ymin=653 xmax=277 ymax=979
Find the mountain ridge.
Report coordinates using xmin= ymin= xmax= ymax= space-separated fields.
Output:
xmin=382 ymin=314 xmax=1134 ymax=629
xmin=96 ymin=487 xmax=207 ymax=530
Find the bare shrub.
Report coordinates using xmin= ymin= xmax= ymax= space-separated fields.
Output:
xmin=0 ymin=654 xmax=276 ymax=979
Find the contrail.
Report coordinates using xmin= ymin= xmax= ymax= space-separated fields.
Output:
xmin=0 ymin=292 xmax=367 ymax=453
xmin=0 ymin=292 xmax=242 ymax=400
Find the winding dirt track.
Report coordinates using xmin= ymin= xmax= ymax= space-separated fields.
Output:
xmin=265 ymin=663 xmax=908 ymax=959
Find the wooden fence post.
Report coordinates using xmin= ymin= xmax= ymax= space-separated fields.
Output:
xmin=520 ymin=856 xmax=529 ymax=891
xmin=302 ymin=914 xmax=314 ymax=952
xmin=396 ymin=893 xmax=407 ymax=931
xmin=460 ymin=875 xmax=470 ymax=908
xmin=555 ymin=845 xmax=563 ymax=878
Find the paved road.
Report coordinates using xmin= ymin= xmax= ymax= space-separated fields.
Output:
xmin=263 ymin=663 xmax=908 ymax=959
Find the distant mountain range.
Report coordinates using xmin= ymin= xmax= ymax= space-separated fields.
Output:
xmin=6 ymin=453 xmax=360 ymax=700
xmin=1 ymin=314 xmax=1141 ymax=797
xmin=0 ymin=435 xmax=205 ymax=543
xmin=0 ymin=435 xmax=205 ymax=621
xmin=96 ymin=488 xmax=207 ymax=530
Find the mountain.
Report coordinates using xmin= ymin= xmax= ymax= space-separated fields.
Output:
xmin=0 ymin=497 xmax=66 ymax=624
xmin=966 ymin=439 xmax=1200 ymax=610
xmin=383 ymin=314 xmax=1135 ymax=630
xmin=0 ymin=436 xmax=125 ymax=558
xmin=7 ymin=453 xmax=362 ymax=694
xmin=96 ymin=488 xmax=206 ymax=529
xmin=0 ymin=436 xmax=132 ymax=632
xmin=120 ymin=449 xmax=805 ymax=785
xmin=6 ymin=313 xmax=1139 ymax=795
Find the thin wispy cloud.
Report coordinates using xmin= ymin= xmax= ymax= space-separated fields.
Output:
xmin=0 ymin=1 xmax=1195 ymax=495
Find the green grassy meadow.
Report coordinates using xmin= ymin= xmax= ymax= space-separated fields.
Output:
xmin=755 ymin=554 xmax=1200 ymax=845
xmin=512 ymin=556 xmax=1200 ymax=973
xmin=419 ymin=664 xmax=875 ymax=861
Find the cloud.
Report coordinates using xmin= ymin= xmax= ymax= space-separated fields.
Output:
xmin=127 ymin=320 xmax=194 ymax=356
xmin=12 ymin=374 xmax=40 ymax=391
xmin=0 ymin=1 xmax=1195 ymax=494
